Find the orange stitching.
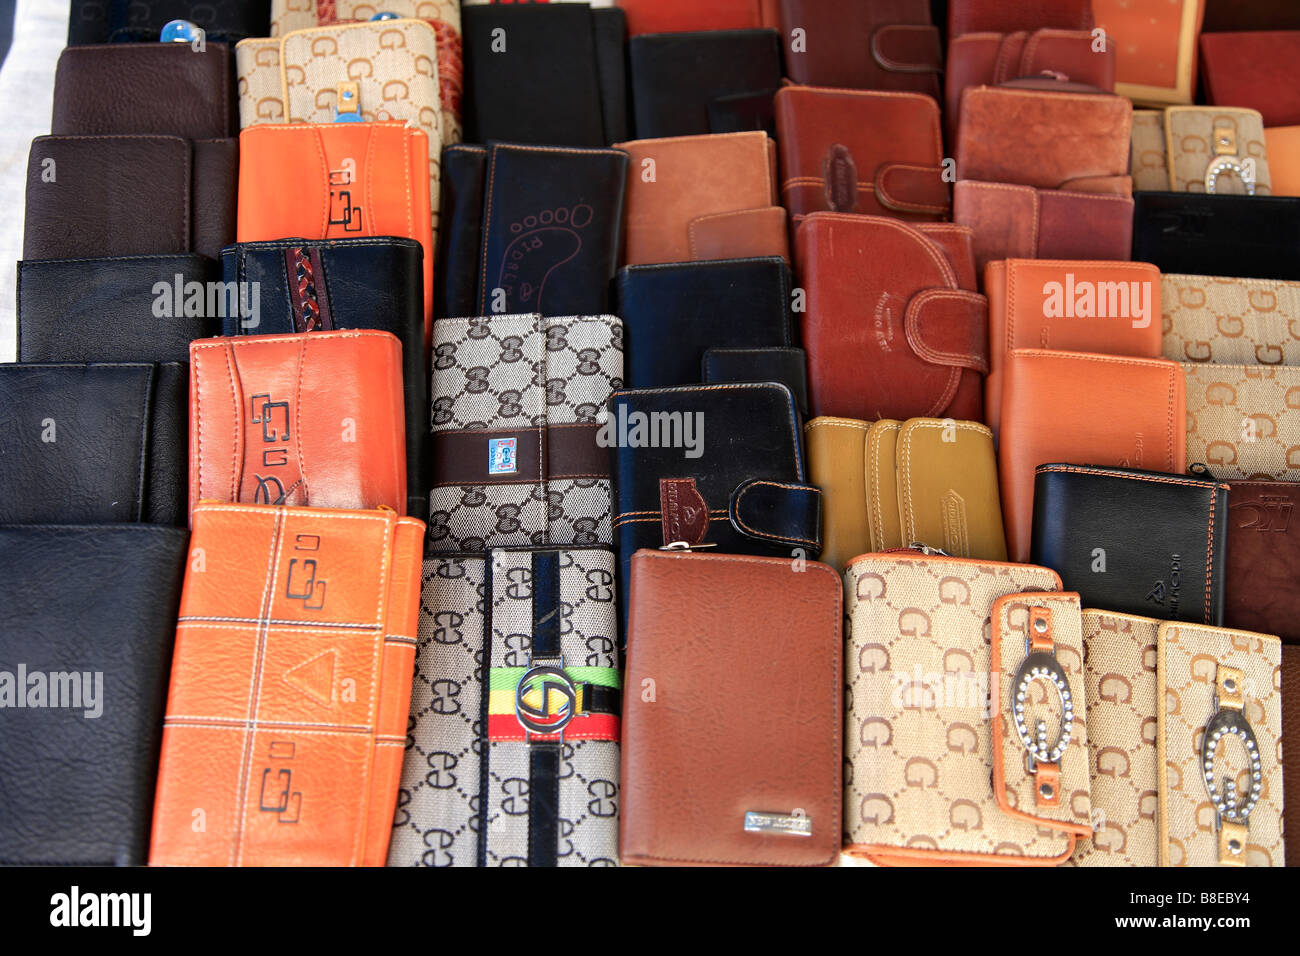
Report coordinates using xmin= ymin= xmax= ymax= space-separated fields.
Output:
xmin=731 ymin=481 xmax=820 ymax=548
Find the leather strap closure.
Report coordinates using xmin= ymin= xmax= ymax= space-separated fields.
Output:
xmin=874 ymin=162 xmax=950 ymax=215
xmin=432 ymin=423 xmax=606 ymax=486
xmin=727 ymin=479 xmax=822 ymax=553
xmin=871 ymin=24 xmax=942 ymax=75
xmin=903 ymin=289 xmax=990 ymax=374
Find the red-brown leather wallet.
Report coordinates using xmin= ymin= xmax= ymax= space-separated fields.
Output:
xmin=948 ymin=0 xmax=1093 ymax=38
xmin=1224 ymin=480 xmax=1300 ymax=645
xmin=1200 ymin=31 xmax=1300 ymax=127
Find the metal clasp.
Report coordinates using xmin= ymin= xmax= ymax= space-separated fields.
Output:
xmin=1202 ymin=665 xmax=1261 ymax=865
xmin=1011 ymin=607 xmax=1074 ymax=806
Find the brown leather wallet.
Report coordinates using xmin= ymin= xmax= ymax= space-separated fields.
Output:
xmin=1225 ymin=480 xmax=1300 ymax=645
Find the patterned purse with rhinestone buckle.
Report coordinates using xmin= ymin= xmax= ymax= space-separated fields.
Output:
xmin=1131 ymin=106 xmax=1272 ymax=195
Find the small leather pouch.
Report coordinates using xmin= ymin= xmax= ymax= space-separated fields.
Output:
xmin=797 ymin=213 xmax=988 ymax=422
xmin=430 ymin=312 xmax=622 ymax=550
xmin=1225 ymin=480 xmax=1300 ymax=644
xmin=1132 ymin=192 xmax=1300 ymax=281
xmin=188 ymin=331 xmax=406 ymax=519
xmin=1031 ymin=464 xmax=1230 ymax=624
xmin=617 ymin=131 xmax=786 ymax=266
xmin=0 ymin=525 xmax=189 ymax=866
xmin=0 ymin=362 xmax=186 ymax=525
xmin=702 ymin=347 xmax=808 ymax=416
xmin=948 ymin=0 xmax=1094 ymax=37
xmin=984 ymin=259 xmax=1163 ymax=434
xmin=1092 ymin=0 xmax=1204 ymax=105
xmin=222 ymin=238 xmax=430 ymax=517
xmin=774 ymin=86 xmax=948 ymax=221
xmin=629 ymin=29 xmax=781 ymax=138
xmin=621 ymin=549 xmax=841 ymax=867
xmin=18 ymin=254 xmax=220 ymax=363
xmin=779 ymin=0 xmax=942 ymax=98
xmin=615 ymin=257 xmax=796 ymax=389
xmin=844 ymin=550 xmax=1090 ymax=865
xmin=1161 ymin=273 xmax=1300 ymax=366
xmin=998 ymin=350 xmax=1187 ymax=562
xmin=389 ymin=546 xmax=621 ymax=867
xmin=1181 ymin=363 xmax=1300 ymax=480
xmin=805 ymin=416 xmax=1006 ymax=569
xmin=69 ymin=0 xmax=270 ymax=44
xmin=149 ymin=503 xmax=425 ymax=866
xmin=1200 ymin=30 xmax=1300 ymax=127
xmin=953 ymin=182 xmax=1133 ymax=275
xmin=1130 ymin=107 xmax=1270 ymax=195
xmin=24 ymin=134 xmax=236 ymax=260
xmin=956 ymin=85 xmax=1132 ymax=194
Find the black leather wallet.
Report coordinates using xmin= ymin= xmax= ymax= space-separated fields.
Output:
xmin=18 ymin=254 xmax=220 ymax=363
xmin=615 ymin=257 xmax=796 ymax=389
xmin=1030 ymin=463 xmax=1231 ymax=624
xmin=0 ymin=363 xmax=187 ymax=526
xmin=1132 ymin=192 xmax=1300 ymax=281
xmin=0 ymin=524 xmax=188 ymax=865
xmin=221 ymin=237 xmax=430 ymax=518
xmin=702 ymin=347 xmax=809 ymax=416
xmin=435 ymin=144 xmax=487 ymax=319
xmin=628 ymin=30 xmax=782 ymax=138
xmin=463 ymin=4 xmax=628 ymax=147
xmin=67 ymin=0 xmax=270 ymax=44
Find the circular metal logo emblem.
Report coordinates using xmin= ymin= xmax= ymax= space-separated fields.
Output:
xmin=514 ymin=666 xmax=577 ymax=736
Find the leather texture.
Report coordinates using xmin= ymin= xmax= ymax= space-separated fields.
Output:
xmin=702 ymin=347 xmax=808 ymax=416
xmin=615 ymin=257 xmax=796 ymax=389
xmin=948 ymin=0 xmax=1093 ymax=37
xmin=1130 ymin=107 xmax=1271 ymax=195
xmin=0 ymin=525 xmax=189 ymax=866
xmin=629 ymin=30 xmax=781 ymax=138
xmin=1284 ymin=644 xmax=1299 ymax=866
xmin=52 ymin=43 xmax=235 ymax=139
xmin=434 ymin=144 xmax=486 ymax=319
xmin=17 ymin=254 xmax=220 ymax=364
xmin=1160 ymin=273 xmax=1300 ymax=366
xmin=0 ymin=362 xmax=187 ymax=526
xmin=617 ymin=0 xmax=772 ymax=35
xmin=189 ymin=331 xmax=406 ymax=519
xmin=462 ymin=4 xmax=627 ymax=147
xmin=1133 ymin=192 xmax=1300 ymax=281
xmin=956 ymin=85 xmax=1132 ymax=194
xmin=620 ymin=549 xmax=841 ymax=866
xmin=222 ymin=238 xmax=430 ymax=518
xmin=1200 ymin=30 xmax=1300 ymax=127
xmin=953 ymin=182 xmax=1133 ymax=277
xmin=984 ymin=259 xmax=1163 ymax=435
xmin=68 ymin=0 xmax=271 ymax=44
xmin=1031 ymin=464 xmax=1229 ymax=625
xmin=1203 ymin=2 xmax=1300 ymax=31
xmin=1092 ymin=0 xmax=1204 ymax=106
xmin=24 ymin=134 xmax=236 ymax=261
xmin=774 ymin=86 xmax=947 ymax=221
xmin=1266 ymin=126 xmax=1300 ymax=197
xmin=779 ymin=0 xmax=941 ymax=97
xmin=149 ymin=503 xmax=425 ymax=867
xmin=805 ymin=416 xmax=1006 ymax=570
xmin=616 ymin=131 xmax=786 ymax=265
xmin=998 ymin=350 xmax=1187 ymax=563
xmin=1181 ymin=363 xmax=1300 ymax=481
xmin=1225 ymin=480 xmax=1300 ymax=644
xmin=797 ymin=213 xmax=988 ymax=422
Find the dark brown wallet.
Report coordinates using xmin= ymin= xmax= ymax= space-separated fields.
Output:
xmin=1225 ymin=480 xmax=1300 ymax=645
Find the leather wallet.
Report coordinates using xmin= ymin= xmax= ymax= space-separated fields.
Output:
xmin=1130 ymin=107 xmax=1270 ymax=195
xmin=945 ymin=29 xmax=1115 ymax=143
xmin=149 ymin=502 xmax=425 ymax=866
xmin=188 ymin=331 xmax=406 ymax=519
xmin=1092 ymin=0 xmax=1204 ymax=106
xmin=1203 ymin=2 xmax=1300 ymax=31
xmin=430 ymin=312 xmax=622 ymax=550
xmin=774 ymin=86 xmax=948 ymax=221
xmin=778 ymin=0 xmax=941 ymax=98
xmin=797 ymin=213 xmax=988 ymax=422
xmin=0 ymin=525 xmax=188 ymax=866
xmin=435 ymin=143 xmax=628 ymax=319
xmin=701 ymin=347 xmax=808 ymax=416
xmin=998 ymin=350 xmax=1187 ymax=562
xmin=984 ymin=259 xmax=1163 ymax=434
xmin=948 ymin=0 xmax=1093 ymax=37
xmin=620 ymin=549 xmax=841 ymax=866
xmin=17 ymin=254 xmax=220 ymax=363
xmin=617 ymin=0 xmax=774 ymax=36
xmin=24 ymin=134 xmax=236 ymax=261
xmin=1161 ymin=273 xmax=1300 ymax=366
xmin=844 ymin=551 xmax=1090 ymax=865
xmin=389 ymin=546 xmax=621 ymax=867
xmin=805 ymin=416 xmax=1007 ymax=570
xmin=52 ymin=43 xmax=235 ymax=139
xmin=628 ymin=30 xmax=780 ymax=139
xmin=461 ymin=3 xmax=627 ymax=147
xmin=222 ymin=238 xmax=430 ymax=518
xmin=1132 ymin=192 xmax=1300 ymax=281
xmin=616 ymin=131 xmax=786 ymax=266
xmin=69 ymin=0 xmax=271 ymax=44
xmin=956 ymin=85 xmax=1132 ymax=195
xmin=1182 ymin=363 xmax=1300 ymax=480
xmin=1284 ymin=645 xmax=1299 ymax=866
xmin=1225 ymin=480 xmax=1300 ymax=644
xmin=0 ymin=362 xmax=186 ymax=526
xmin=953 ymin=183 xmax=1134 ymax=276
xmin=1266 ymin=126 xmax=1300 ymax=198
xmin=1200 ymin=31 xmax=1300 ymax=127
xmin=615 ymin=257 xmax=796 ymax=389
xmin=1031 ymin=464 xmax=1230 ymax=625
xmin=236 ymin=122 xmax=434 ymax=339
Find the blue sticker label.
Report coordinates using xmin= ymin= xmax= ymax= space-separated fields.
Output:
xmin=488 ymin=438 xmax=518 ymax=475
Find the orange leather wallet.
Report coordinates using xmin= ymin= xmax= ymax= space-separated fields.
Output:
xmin=236 ymin=121 xmax=434 ymax=344
xmin=998 ymin=350 xmax=1186 ymax=562
xmin=188 ymin=331 xmax=407 ymax=520
xmin=149 ymin=503 xmax=425 ymax=866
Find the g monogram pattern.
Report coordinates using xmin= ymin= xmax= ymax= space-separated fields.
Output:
xmin=1131 ymin=109 xmax=1272 ymax=196
xmin=1181 ymin=363 xmax=1300 ymax=480
xmin=1157 ymin=623 xmax=1284 ymax=866
xmin=1162 ymin=274 xmax=1300 ymax=366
